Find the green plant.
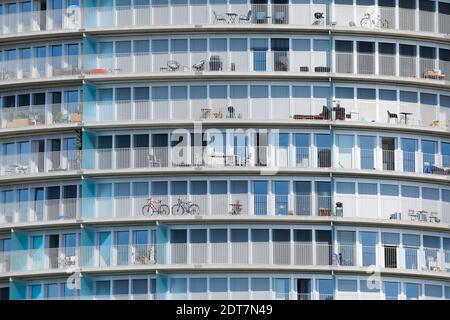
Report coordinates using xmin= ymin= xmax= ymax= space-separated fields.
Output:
xmin=14 ymin=110 xmax=27 ymax=119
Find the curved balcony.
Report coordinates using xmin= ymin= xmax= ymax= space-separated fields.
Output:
xmin=4 ymin=242 xmax=450 ymax=279
xmin=1 ymin=2 xmax=450 ymax=40
xmin=81 ymin=50 xmax=450 ymax=89
xmin=0 ymin=55 xmax=82 ymax=84
xmin=11 ymin=273 xmax=449 ymax=300
xmin=82 ymin=145 xmax=450 ymax=178
xmin=83 ymin=100 xmax=450 ymax=131
xmin=0 ymin=198 xmax=80 ymax=226
xmin=0 ymin=103 xmax=82 ymax=130
xmin=82 ymin=2 xmax=450 ymax=37
xmin=0 ymin=149 xmax=81 ymax=180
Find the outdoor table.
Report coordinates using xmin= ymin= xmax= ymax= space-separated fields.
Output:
xmin=400 ymin=112 xmax=412 ymax=125
xmin=226 ymin=13 xmax=238 ymax=23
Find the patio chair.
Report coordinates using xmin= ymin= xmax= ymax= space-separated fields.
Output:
xmin=387 ymin=110 xmax=398 ymax=123
xmin=408 ymin=209 xmax=417 ymax=221
xmin=255 ymin=11 xmax=269 ymax=23
xmin=213 ymin=10 xmax=227 ymax=23
xmin=273 ymin=11 xmax=285 ymax=24
xmin=227 ymin=106 xmax=236 ymax=118
xmin=147 ymin=151 xmax=161 ymax=167
xmin=166 ymin=60 xmax=180 ymax=71
xmin=313 ymin=12 xmax=324 ymax=25
xmin=239 ymin=10 xmax=251 ymax=23
xmin=192 ymin=60 xmax=206 ymax=72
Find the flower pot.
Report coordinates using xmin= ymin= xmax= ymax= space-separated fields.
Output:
xmin=71 ymin=113 xmax=82 ymax=122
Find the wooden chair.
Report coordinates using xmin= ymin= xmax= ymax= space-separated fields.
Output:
xmin=213 ymin=107 xmax=224 ymax=119
xmin=430 ymin=120 xmax=440 ymax=127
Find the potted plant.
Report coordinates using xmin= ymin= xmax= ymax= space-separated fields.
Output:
xmin=53 ymin=111 xmax=68 ymax=124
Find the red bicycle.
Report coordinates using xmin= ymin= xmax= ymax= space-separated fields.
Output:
xmin=142 ymin=197 xmax=170 ymax=216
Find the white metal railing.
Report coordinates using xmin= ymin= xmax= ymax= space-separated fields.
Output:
xmin=0 ymin=55 xmax=82 ymax=82
xmin=80 ymin=244 xmax=156 ymax=268
xmin=6 ymin=244 xmax=449 ymax=275
xmin=1 ymin=150 xmax=81 ymax=176
xmin=0 ymin=103 xmax=82 ymax=128
xmin=83 ymin=50 xmax=450 ymax=85
xmin=1 ymin=5 xmax=449 ymax=36
xmin=89 ymin=194 xmax=342 ymax=219
xmin=81 ymin=4 xmax=450 ymax=35
xmin=335 ymin=52 xmax=353 ymax=74
xmin=357 ymin=53 xmax=375 ymax=75
xmin=0 ymin=8 xmax=80 ymax=35
xmin=0 ymin=198 xmax=81 ymax=224
xmin=165 ymin=242 xmax=327 ymax=266
xmin=87 ymin=51 xmax=329 ymax=75
xmin=10 ymin=247 xmax=80 ymax=272
xmin=335 ymin=244 xmax=450 ymax=273
xmin=87 ymin=147 xmax=450 ymax=176
xmin=85 ymin=98 xmax=449 ymax=129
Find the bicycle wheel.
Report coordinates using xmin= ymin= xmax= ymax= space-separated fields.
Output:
xmin=159 ymin=204 xmax=170 ymax=216
xmin=141 ymin=205 xmax=151 ymax=217
xmin=189 ymin=204 xmax=200 ymax=215
xmin=171 ymin=204 xmax=184 ymax=216
xmin=360 ymin=17 xmax=370 ymax=28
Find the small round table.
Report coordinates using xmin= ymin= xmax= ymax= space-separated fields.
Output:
xmin=399 ymin=112 xmax=412 ymax=125
xmin=226 ymin=13 xmax=238 ymax=23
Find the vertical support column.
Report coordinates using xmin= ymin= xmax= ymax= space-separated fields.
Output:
xmin=156 ymin=224 xmax=169 ymax=265
xmin=82 ymin=130 xmax=96 ymax=170
xmin=156 ymin=274 xmax=169 ymax=300
xmin=80 ymin=225 xmax=96 ymax=267
xmin=80 ymin=275 xmax=93 ymax=299
xmin=83 ymin=35 xmax=97 ymax=72
xmin=10 ymin=229 xmax=28 ymax=272
xmin=82 ymin=82 xmax=97 ymax=122
xmin=81 ymin=178 xmax=96 ymax=221
xmin=9 ymin=280 xmax=27 ymax=300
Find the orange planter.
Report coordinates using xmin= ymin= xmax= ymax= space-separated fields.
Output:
xmin=71 ymin=113 xmax=82 ymax=122
xmin=89 ymin=68 xmax=109 ymax=75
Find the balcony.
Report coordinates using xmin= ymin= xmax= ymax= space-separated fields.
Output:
xmin=165 ymin=242 xmax=331 ymax=266
xmin=1 ymin=150 xmax=81 ymax=177
xmin=85 ymin=145 xmax=450 ymax=177
xmin=334 ymin=52 xmax=450 ymax=83
xmin=85 ymin=50 xmax=330 ymax=76
xmin=81 ymin=244 xmax=156 ymax=268
xmin=0 ymin=104 xmax=82 ymax=129
xmin=0 ymin=198 xmax=81 ymax=225
xmin=81 ymin=3 xmax=450 ymax=36
xmin=84 ymin=96 xmax=449 ymax=129
xmin=0 ymin=55 xmax=82 ymax=82
xmin=10 ymin=246 xmax=79 ymax=273
xmin=335 ymin=244 xmax=450 ymax=273
xmin=88 ymin=194 xmax=332 ymax=219
xmin=4 ymin=242 xmax=449 ymax=276
xmin=0 ymin=8 xmax=80 ymax=36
